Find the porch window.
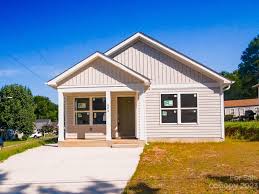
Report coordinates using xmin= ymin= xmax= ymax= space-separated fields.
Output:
xmin=160 ymin=93 xmax=198 ymax=124
xmin=74 ymin=97 xmax=106 ymax=125
xmin=92 ymin=97 xmax=106 ymax=124
xmin=75 ymin=98 xmax=90 ymax=125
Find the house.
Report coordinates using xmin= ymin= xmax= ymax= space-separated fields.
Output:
xmin=34 ymin=119 xmax=52 ymax=131
xmin=47 ymin=32 xmax=232 ymax=146
xmin=224 ymin=83 xmax=259 ymax=117
xmin=224 ymin=99 xmax=259 ymax=117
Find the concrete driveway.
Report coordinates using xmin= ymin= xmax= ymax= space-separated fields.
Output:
xmin=0 ymin=145 xmax=143 ymax=194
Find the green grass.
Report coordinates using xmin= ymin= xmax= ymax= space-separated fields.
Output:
xmin=0 ymin=136 xmax=57 ymax=162
xmin=225 ymin=121 xmax=259 ymax=141
xmin=124 ymin=140 xmax=259 ymax=194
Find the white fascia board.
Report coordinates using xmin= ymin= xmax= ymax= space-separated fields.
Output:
xmin=105 ymin=33 xmax=232 ymax=85
xmin=47 ymin=52 xmax=150 ymax=87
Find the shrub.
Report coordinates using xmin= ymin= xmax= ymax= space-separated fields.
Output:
xmin=224 ymin=114 xmax=234 ymax=121
xmin=256 ymin=114 xmax=259 ymax=121
xmin=225 ymin=121 xmax=259 ymax=141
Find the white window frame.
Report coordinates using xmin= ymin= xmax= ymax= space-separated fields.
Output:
xmin=160 ymin=92 xmax=199 ymax=125
xmin=92 ymin=97 xmax=106 ymax=125
xmin=74 ymin=96 xmax=106 ymax=126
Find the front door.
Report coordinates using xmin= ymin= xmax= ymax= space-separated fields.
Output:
xmin=117 ymin=97 xmax=135 ymax=138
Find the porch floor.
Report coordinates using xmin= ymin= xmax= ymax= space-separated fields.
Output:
xmin=58 ymin=139 xmax=145 ymax=147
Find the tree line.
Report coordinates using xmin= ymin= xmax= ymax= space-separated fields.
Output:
xmin=0 ymin=84 xmax=57 ymax=137
xmin=221 ymin=34 xmax=259 ymax=100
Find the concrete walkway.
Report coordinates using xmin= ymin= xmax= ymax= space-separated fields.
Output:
xmin=0 ymin=145 xmax=143 ymax=194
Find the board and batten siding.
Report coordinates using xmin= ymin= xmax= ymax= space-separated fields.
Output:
xmin=112 ymin=41 xmax=215 ymax=85
xmin=58 ymin=58 xmax=142 ymax=87
xmin=145 ymin=86 xmax=222 ymax=139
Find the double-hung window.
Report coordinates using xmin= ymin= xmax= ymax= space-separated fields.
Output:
xmin=75 ymin=97 xmax=106 ymax=125
xmin=75 ymin=98 xmax=90 ymax=125
xmin=92 ymin=97 xmax=106 ymax=124
xmin=161 ymin=94 xmax=178 ymax=123
xmin=161 ymin=93 xmax=198 ymax=124
xmin=180 ymin=94 xmax=197 ymax=123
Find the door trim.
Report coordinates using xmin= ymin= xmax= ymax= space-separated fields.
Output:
xmin=116 ymin=95 xmax=137 ymax=139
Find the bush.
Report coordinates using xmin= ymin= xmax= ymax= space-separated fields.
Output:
xmin=256 ymin=115 xmax=259 ymax=121
xmin=40 ymin=125 xmax=57 ymax=136
xmin=224 ymin=114 xmax=234 ymax=121
xmin=225 ymin=121 xmax=259 ymax=141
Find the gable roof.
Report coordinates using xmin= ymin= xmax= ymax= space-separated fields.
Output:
xmin=224 ymin=98 xmax=259 ymax=107
xmin=47 ymin=52 xmax=150 ymax=88
xmin=105 ymin=32 xmax=232 ymax=85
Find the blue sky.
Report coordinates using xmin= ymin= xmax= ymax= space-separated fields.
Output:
xmin=0 ymin=0 xmax=258 ymax=103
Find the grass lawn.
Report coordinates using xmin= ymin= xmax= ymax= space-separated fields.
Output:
xmin=124 ymin=140 xmax=259 ymax=194
xmin=0 ymin=136 xmax=57 ymax=162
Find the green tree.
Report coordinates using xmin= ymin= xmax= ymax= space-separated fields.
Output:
xmin=34 ymin=96 xmax=58 ymax=121
xmin=221 ymin=70 xmax=242 ymax=100
xmin=238 ymin=35 xmax=259 ymax=98
xmin=0 ymin=84 xmax=35 ymax=136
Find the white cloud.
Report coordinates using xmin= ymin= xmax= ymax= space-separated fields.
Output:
xmin=0 ymin=69 xmax=19 ymax=77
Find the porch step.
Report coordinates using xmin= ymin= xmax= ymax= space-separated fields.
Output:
xmin=59 ymin=140 xmax=109 ymax=147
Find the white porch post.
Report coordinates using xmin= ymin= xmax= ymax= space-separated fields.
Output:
xmin=106 ymin=91 xmax=112 ymax=140
xmin=139 ymin=89 xmax=146 ymax=140
xmin=58 ymin=91 xmax=65 ymax=141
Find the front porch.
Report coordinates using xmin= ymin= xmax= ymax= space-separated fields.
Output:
xmin=57 ymin=87 xmax=146 ymax=146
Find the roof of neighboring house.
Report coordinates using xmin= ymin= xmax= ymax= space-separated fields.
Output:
xmin=36 ymin=119 xmax=51 ymax=123
xmin=224 ymin=98 xmax=259 ymax=108
xmin=252 ymin=83 xmax=259 ymax=88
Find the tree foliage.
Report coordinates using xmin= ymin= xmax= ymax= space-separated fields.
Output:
xmin=34 ymin=96 xmax=58 ymax=121
xmin=0 ymin=84 xmax=35 ymax=136
xmin=223 ymin=35 xmax=259 ymax=100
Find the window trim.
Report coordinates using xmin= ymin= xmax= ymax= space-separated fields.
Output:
xmin=73 ymin=96 xmax=106 ymax=126
xmin=160 ymin=92 xmax=199 ymax=125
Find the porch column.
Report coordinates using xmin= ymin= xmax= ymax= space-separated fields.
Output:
xmin=139 ymin=89 xmax=146 ymax=140
xmin=106 ymin=91 xmax=112 ymax=140
xmin=58 ymin=91 xmax=65 ymax=141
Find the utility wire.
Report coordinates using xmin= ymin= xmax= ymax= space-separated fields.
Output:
xmin=7 ymin=54 xmax=45 ymax=82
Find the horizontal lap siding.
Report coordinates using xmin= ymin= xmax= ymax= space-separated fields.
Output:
xmin=112 ymin=41 xmax=215 ymax=85
xmin=145 ymin=87 xmax=222 ymax=138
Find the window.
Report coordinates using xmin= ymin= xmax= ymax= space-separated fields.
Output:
xmin=75 ymin=98 xmax=90 ymax=125
xmin=74 ymin=97 xmax=106 ymax=125
xmin=180 ymin=94 xmax=197 ymax=123
xmin=161 ymin=93 xmax=198 ymax=124
xmin=76 ymin=112 xmax=90 ymax=124
xmin=161 ymin=94 xmax=178 ymax=123
xmin=92 ymin=97 xmax=106 ymax=124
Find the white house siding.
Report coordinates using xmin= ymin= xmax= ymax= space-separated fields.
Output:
xmin=145 ymin=86 xmax=222 ymax=139
xmin=225 ymin=106 xmax=259 ymax=117
xmin=58 ymin=58 xmax=142 ymax=87
xmin=112 ymin=41 xmax=215 ymax=85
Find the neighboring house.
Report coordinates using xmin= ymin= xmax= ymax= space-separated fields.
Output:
xmin=47 ymin=32 xmax=232 ymax=145
xmin=225 ymin=83 xmax=259 ymax=117
xmin=35 ymin=119 xmax=52 ymax=130
xmin=224 ymin=99 xmax=259 ymax=117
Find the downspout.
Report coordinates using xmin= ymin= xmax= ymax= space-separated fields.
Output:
xmin=221 ymin=82 xmax=233 ymax=140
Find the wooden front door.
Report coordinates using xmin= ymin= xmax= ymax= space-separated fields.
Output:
xmin=117 ymin=97 xmax=135 ymax=138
